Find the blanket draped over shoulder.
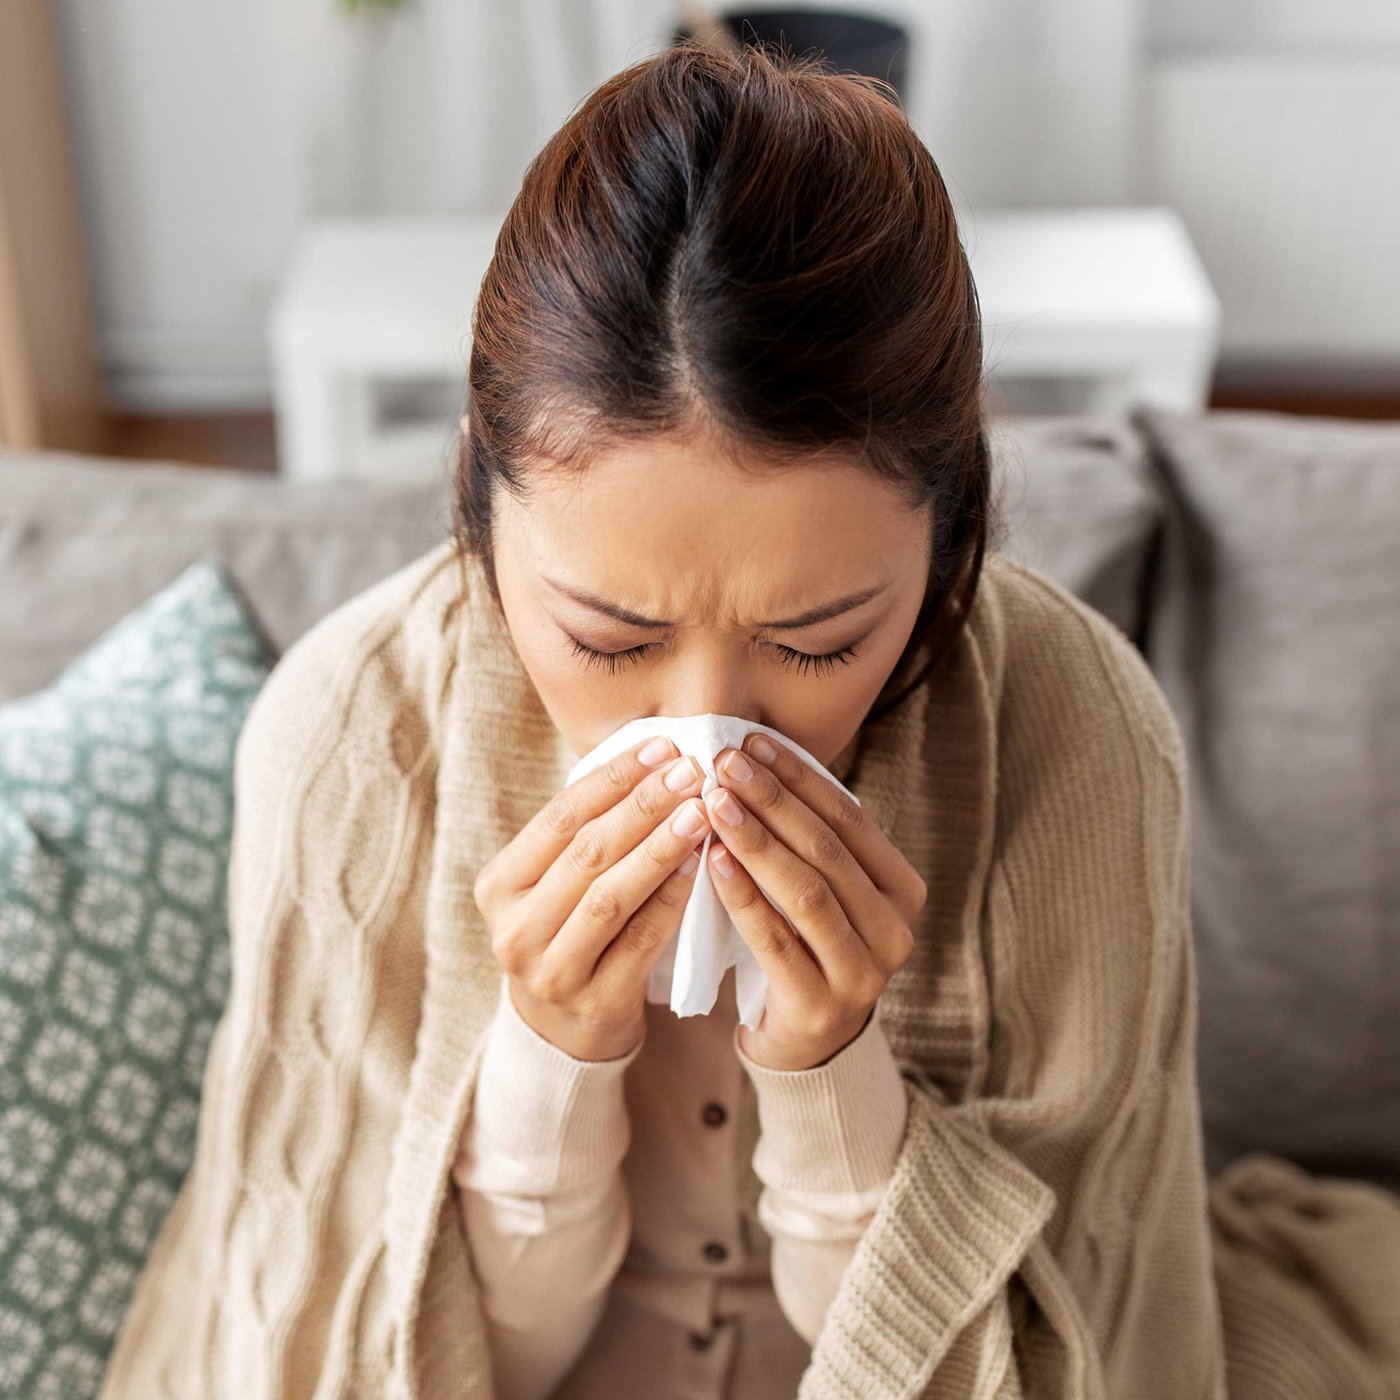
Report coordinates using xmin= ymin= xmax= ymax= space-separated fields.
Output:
xmin=100 ymin=540 xmax=1400 ymax=1399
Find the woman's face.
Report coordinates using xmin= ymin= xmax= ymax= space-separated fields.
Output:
xmin=489 ymin=428 xmax=932 ymax=768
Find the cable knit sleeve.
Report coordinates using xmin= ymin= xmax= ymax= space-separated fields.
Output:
xmin=451 ymin=973 xmax=643 ymax=1400
xmin=733 ymin=998 xmax=910 ymax=1345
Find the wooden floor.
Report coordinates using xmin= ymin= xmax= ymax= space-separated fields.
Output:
xmin=108 ymin=410 xmax=282 ymax=474
xmin=101 ymin=385 xmax=1400 ymax=476
xmin=1206 ymin=389 xmax=1400 ymax=420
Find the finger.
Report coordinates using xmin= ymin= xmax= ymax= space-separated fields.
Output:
xmin=741 ymin=734 xmax=928 ymax=926
xmin=705 ymin=770 xmax=898 ymax=984
xmin=546 ymin=795 xmax=712 ymax=990
xmin=704 ymin=837 xmax=828 ymax=1006
xmin=527 ymin=752 xmax=706 ymax=933
xmin=590 ymin=831 xmax=707 ymax=1000
xmin=481 ymin=735 xmax=681 ymax=895
xmin=713 ymin=749 xmax=913 ymax=975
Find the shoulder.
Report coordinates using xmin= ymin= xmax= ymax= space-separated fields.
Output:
xmin=236 ymin=538 xmax=468 ymax=784
xmin=961 ymin=553 xmax=1190 ymax=923
xmin=961 ymin=557 xmax=1196 ymax=1100
xmin=970 ymin=551 xmax=1186 ymax=785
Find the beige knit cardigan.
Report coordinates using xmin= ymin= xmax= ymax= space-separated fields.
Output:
xmin=100 ymin=538 xmax=1400 ymax=1399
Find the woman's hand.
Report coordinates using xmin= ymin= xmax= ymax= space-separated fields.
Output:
xmin=704 ymin=734 xmax=927 ymax=1071
xmin=472 ymin=736 xmax=714 ymax=1062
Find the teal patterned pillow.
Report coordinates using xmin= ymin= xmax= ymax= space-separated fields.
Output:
xmin=0 ymin=559 xmax=273 ymax=1397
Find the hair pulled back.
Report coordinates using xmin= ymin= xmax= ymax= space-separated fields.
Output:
xmin=451 ymin=36 xmax=1002 ymax=724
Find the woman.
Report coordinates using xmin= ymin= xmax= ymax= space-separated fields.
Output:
xmin=101 ymin=38 xmax=1400 ymax=1400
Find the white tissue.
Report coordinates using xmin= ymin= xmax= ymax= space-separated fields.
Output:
xmin=564 ymin=714 xmax=860 ymax=1031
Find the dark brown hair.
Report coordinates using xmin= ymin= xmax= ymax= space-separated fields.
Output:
xmin=450 ymin=37 xmax=1003 ymax=725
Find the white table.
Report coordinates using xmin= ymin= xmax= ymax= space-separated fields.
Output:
xmin=268 ymin=207 xmax=1221 ymax=481
xmin=268 ymin=217 xmax=500 ymax=482
xmin=966 ymin=207 xmax=1221 ymax=416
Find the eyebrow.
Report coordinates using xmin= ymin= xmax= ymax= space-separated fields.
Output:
xmin=541 ymin=574 xmax=891 ymax=631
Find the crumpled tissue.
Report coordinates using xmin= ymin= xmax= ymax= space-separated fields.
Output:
xmin=564 ymin=714 xmax=860 ymax=1030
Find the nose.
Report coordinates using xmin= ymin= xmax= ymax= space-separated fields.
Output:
xmin=664 ymin=693 xmax=758 ymax=722
xmin=660 ymin=666 xmax=757 ymax=724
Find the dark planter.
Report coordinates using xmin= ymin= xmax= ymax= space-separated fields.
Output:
xmin=672 ymin=9 xmax=910 ymax=106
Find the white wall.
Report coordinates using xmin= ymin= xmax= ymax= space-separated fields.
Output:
xmin=53 ymin=0 xmax=302 ymax=408
xmin=50 ymin=0 xmax=1400 ymax=411
xmin=1147 ymin=0 xmax=1400 ymax=52
xmin=1143 ymin=0 xmax=1400 ymax=381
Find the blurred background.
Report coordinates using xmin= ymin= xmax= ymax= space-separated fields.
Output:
xmin=2 ymin=0 xmax=1397 ymax=479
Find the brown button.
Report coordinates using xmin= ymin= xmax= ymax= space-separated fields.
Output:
xmin=687 ymin=1329 xmax=715 ymax=1351
xmin=701 ymin=1101 xmax=727 ymax=1127
xmin=702 ymin=1240 xmax=728 ymax=1264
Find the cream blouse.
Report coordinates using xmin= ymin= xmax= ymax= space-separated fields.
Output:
xmin=453 ymin=961 xmax=909 ymax=1398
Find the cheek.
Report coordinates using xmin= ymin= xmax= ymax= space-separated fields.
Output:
xmin=513 ymin=631 xmax=585 ymax=707
xmin=508 ymin=627 xmax=621 ymax=753
xmin=754 ymin=664 xmax=886 ymax=765
xmin=496 ymin=594 xmax=577 ymax=703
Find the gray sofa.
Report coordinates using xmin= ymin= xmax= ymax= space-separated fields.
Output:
xmin=3 ymin=404 xmax=1397 ymax=1197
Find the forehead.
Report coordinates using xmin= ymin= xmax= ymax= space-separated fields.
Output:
xmin=499 ymin=436 xmax=926 ymax=624
xmin=529 ymin=432 xmax=910 ymax=540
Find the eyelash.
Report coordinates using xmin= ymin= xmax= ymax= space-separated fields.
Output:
xmin=566 ymin=634 xmax=861 ymax=679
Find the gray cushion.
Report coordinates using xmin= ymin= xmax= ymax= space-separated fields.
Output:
xmin=1133 ymin=405 xmax=1400 ymax=1195
xmin=0 ymin=450 xmax=455 ymax=705
xmin=988 ymin=412 xmax=1164 ymax=647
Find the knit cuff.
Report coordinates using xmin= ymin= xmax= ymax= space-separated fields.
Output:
xmin=796 ymin=1084 xmax=1059 ymax=1396
xmin=454 ymin=973 xmax=644 ymax=1196
xmin=734 ymin=998 xmax=910 ymax=1197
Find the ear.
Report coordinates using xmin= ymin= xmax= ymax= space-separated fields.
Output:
xmin=460 ymin=411 xmax=471 ymax=435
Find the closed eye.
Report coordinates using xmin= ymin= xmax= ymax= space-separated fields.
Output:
xmin=565 ymin=634 xmax=860 ymax=679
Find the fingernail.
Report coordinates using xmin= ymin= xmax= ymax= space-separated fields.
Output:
xmin=671 ymin=801 xmax=706 ymax=837
xmin=720 ymin=749 xmax=753 ymax=783
xmin=638 ymin=736 xmax=673 ymax=767
xmin=747 ymin=735 xmax=778 ymax=764
xmin=707 ymin=789 xmax=744 ymax=826
xmin=665 ymin=756 xmax=701 ymax=791
xmin=679 ymin=848 xmax=701 ymax=876
xmin=710 ymin=843 xmax=736 ymax=878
